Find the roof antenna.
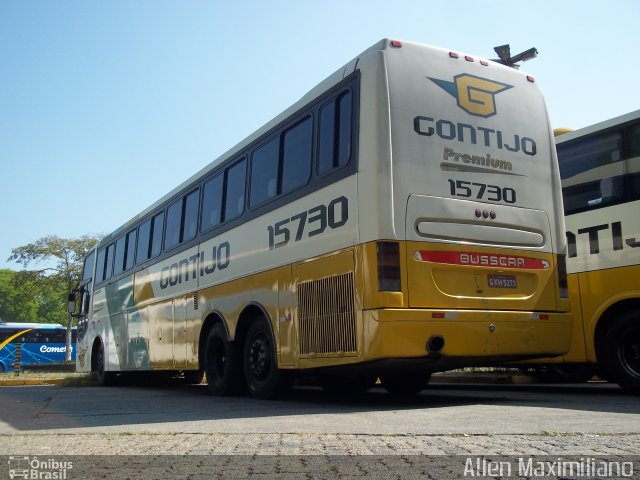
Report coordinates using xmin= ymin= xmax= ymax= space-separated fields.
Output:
xmin=492 ymin=44 xmax=538 ymax=69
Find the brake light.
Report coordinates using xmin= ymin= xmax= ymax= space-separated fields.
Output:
xmin=377 ymin=242 xmax=401 ymax=291
xmin=390 ymin=40 xmax=402 ymax=48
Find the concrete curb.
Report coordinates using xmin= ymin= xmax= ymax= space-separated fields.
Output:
xmin=0 ymin=377 xmax=66 ymax=386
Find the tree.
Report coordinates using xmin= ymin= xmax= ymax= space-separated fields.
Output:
xmin=8 ymin=235 xmax=100 ymax=361
xmin=0 ymin=269 xmax=38 ymax=323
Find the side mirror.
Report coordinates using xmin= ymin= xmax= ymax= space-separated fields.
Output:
xmin=67 ymin=292 xmax=77 ymax=315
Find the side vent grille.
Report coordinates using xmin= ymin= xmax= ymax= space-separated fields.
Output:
xmin=192 ymin=292 xmax=199 ymax=310
xmin=298 ymin=272 xmax=357 ymax=356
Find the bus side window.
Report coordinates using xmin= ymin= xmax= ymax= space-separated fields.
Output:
xmin=201 ymin=174 xmax=223 ymax=231
xmin=318 ymin=90 xmax=353 ymax=176
xmin=629 ymin=124 xmax=640 ymax=200
xmin=182 ymin=189 xmax=199 ymax=243
xmin=225 ymin=159 xmax=246 ymax=221
xmin=137 ymin=219 xmax=152 ymax=264
xmin=250 ymin=139 xmax=279 ymax=207
xmin=150 ymin=212 xmax=164 ymax=258
xmin=559 ymin=131 xmax=624 ymax=214
xmin=124 ymin=229 xmax=137 ymax=270
xmin=164 ymin=198 xmax=182 ymax=250
xmin=281 ymin=116 xmax=312 ymax=194
xmin=113 ymin=235 xmax=126 ymax=275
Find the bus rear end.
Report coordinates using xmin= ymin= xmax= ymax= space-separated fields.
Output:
xmin=357 ymin=41 xmax=572 ymax=374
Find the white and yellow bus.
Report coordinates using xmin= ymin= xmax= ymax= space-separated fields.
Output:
xmin=544 ymin=110 xmax=640 ymax=393
xmin=71 ymin=39 xmax=572 ymax=398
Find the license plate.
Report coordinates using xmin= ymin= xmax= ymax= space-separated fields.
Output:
xmin=488 ymin=274 xmax=517 ymax=289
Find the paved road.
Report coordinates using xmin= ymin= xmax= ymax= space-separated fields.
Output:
xmin=0 ymin=380 xmax=638 ymax=456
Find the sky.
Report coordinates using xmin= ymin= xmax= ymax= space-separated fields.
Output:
xmin=1 ymin=0 xmax=639 ymax=270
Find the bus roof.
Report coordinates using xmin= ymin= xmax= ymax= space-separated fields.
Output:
xmin=556 ymin=109 xmax=640 ymax=144
xmin=0 ymin=322 xmax=65 ymax=330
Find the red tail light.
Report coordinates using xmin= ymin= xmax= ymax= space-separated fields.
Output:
xmin=377 ymin=242 xmax=401 ymax=291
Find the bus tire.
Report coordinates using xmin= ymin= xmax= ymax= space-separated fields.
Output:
xmin=602 ymin=310 xmax=640 ymax=394
xmin=92 ymin=340 xmax=116 ymax=386
xmin=243 ymin=319 xmax=290 ymax=400
xmin=204 ymin=323 xmax=243 ymax=396
xmin=380 ymin=371 xmax=431 ymax=397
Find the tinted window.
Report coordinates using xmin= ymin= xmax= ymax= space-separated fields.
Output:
xmin=225 ymin=159 xmax=246 ymax=221
xmin=82 ymin=251 xmax=95 ymax=281
xmin=137 ymin=219 xmax=151 ymax=264
xmin=95 ymin=248 xmax=106 ymax=282
xmin=629 ymin=124 xmax=640 ymax=157
xmin=150 ymin=212 xmax=164 ymax=258
xmin=183 ymin=189 xmax=199 ymax=242
xmin=318 ymin=90 xmax=352 ymax=175
xmin=250 ymin=138 xmax=279 ymax=207
xmin=282 ymin=117 xmax=312 ymax=194
xmin=201 ymin=174 xmax=223 ymax=231
xmin=337 ymin=91 xmax=352 ymax=167
xmin=164 ymin=199 xmax=182 ymax=250
xmin=104 ymin=243 xmax=115 ymax=280
xmin=113 ymin=236 xmax=126 ymax=275
xmin=318 ymin=100 xmax=335 ymax=175
xmin=559 ymin=131 xmax=626 ymax=214
xmin=558 ymin=132 xmax=622 ymax=180
xmin=124 ymin=229 xmax=137 ymax=270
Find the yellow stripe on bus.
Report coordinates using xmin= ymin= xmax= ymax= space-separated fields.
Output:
xmin=0 ymin=329 xmax=33 ymax=352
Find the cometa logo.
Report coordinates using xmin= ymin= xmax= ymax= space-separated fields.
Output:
xmin=428 ymin=74 xmax=512 ymax=118
xmin=39 ymin=345 xmax=72 ymax=353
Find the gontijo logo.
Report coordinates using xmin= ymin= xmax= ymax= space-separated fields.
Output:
xmin=429 ymin=74 xmax=512 ymax=117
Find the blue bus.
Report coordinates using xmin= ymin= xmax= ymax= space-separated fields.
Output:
xmin=0 ymin=322 xmax=76 ymax=372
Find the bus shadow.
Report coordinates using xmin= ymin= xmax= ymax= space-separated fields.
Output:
xmin=0 ymin=380 xmax=636 ymax=432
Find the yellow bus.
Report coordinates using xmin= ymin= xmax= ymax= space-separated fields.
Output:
xmin=545 ymin=110 xmax=640 ymax=393
xmin=70 ymin=39 xmax=572 ymax=398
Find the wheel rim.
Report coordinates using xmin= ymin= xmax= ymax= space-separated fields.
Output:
xmin=619 ymin=326 xmax=640 ymax=377
xmin=247 ymin=333 xmax=270 ymax=381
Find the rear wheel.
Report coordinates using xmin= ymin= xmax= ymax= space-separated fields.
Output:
xmin=380 ymin=371 xmax=431 ymax=397
xmin=243 ymin=319 xmax=291 ymax=399
xmin=602 ymin=311 xmax=640 ymax=394
xmin=204 ymin=323 xmax=243 ymax=396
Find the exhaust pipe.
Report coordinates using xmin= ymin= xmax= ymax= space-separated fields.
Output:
xmin=427 ymin=335 xmax=445 ymax=354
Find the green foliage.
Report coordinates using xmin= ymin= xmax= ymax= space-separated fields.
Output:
xmin=2 ymin=235 xmax=101 ymax=324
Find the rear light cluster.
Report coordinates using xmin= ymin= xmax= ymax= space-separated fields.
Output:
xmin=377 ymin=242 xmax=401 ymax=291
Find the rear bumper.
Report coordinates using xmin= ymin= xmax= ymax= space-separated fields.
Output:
xmin=363 ymin=308 xmax=573 ymax=365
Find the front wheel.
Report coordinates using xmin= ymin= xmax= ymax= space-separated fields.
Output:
xmin=243 ymin=319 xmax=291 ymax=399
xmin=602 ymin=311 xmax=640 ymax=394
xmin=92 ymin=341 xmax=116 ymax=386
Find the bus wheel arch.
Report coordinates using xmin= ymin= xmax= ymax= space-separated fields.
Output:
xmin=237 ymin=303 xmax=291 ymax=399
